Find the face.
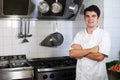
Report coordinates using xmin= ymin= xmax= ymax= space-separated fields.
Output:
xmin=84 ymin=11 xmax=99 ymax=28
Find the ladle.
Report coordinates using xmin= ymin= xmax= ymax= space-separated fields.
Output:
xmin=18 ymin=18 xmax=24 ymax=38
xmin=26 ymin=19 xmax=32 ymax=37
xmin=22 ymin=19 xmax=29 ymax=43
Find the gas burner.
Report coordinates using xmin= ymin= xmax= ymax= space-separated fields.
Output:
xmin=29 ymin=56 xmax=77 ymax=69
xmin=0 ymin=55 xmax=32 ymax=68
xmin=0 ymin=61 xmax=10 ymax=69
xmin=0 ymin=55 xmax=34 ymax=80
xmin=0 ymin=56 xmax=9 ymax=61
xmin=9 ymin=55 xmax=26 ymax=60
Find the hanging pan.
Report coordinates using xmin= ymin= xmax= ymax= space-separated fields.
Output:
xmin=51 ymin=0 xmax=63 ymax=14
xmin=40 ymin=21 xmax=64 ymax=47
xmin=38 ymin=0 xmax=50 ymax=13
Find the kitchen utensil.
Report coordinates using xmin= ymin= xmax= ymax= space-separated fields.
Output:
xmin=38 ymin=1 xmax=49 ymax=13
xmin=69 ymin=4 xmax=78 ymax=14
xmin=22 ymin=19 xmax=29 ymax=43
xmin=18 ymin=18 xmax=24 ymax=38
xmin=41 ymin=32 xmax=64 ymax=47
xmin=40 ymin=21 xmax=64 ymax=47
xmin=26 ymin=19 xmax=32 ymax=37
xmin=51 ymin=0 xmax=63 ymax=14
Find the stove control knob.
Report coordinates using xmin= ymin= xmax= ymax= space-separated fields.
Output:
xmin=43 ymin=74 xmax=48 ymax=79
xmin=50 ymin=74 xmax=54 ymax=78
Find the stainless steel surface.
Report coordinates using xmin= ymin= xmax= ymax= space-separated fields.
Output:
xmin=29 ymin=56 xmax=76 ymax=80
xmin=18 ymin=18 xmax=24 ymax=38
xmin=69 ymin=4 xmax=78 ymax=14
xmin=38 ymin=1 xmax=50 ymax=13
xmin=22 ymin=19 xmax=29 ymax=43
xmin=0 ymin=69 xmax=33 ymax=80
xmin=37 ymin=66 xmax=75 ymax=72
xmin=0 ymin=55 xmax=34 ymax=80
xmin=0 ymin=0 xmax=83 ymax=20
xmin=0 ymin=0 xmax=35 ymax=18
xmin=38 ymin=68 xmax=75 ymax=80
xmin=51 ymin=0 xmax=63 ymax=14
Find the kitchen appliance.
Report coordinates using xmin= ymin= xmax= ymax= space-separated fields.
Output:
xmin=0 ymin=0 xmax=83 ymax=20
xmin=0 ymin=55 xmax=34 ymax=80
xmin=29 ymin=56 xmax=77 ymax=80
xmin=0 ymin=0 xmax=35 ymax=18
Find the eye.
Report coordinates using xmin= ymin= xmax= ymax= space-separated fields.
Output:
xmin=92 ymin=15 xmax=97 ymax=17
xmin=85 ymin=15 xmax=89 ymax=18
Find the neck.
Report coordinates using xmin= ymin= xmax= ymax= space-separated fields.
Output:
xmin=86 ymin=26 xmax=97 ymax=34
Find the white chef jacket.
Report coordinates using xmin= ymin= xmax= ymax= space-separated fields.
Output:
xmin=71 ymin=27 xmax=111 ymax=80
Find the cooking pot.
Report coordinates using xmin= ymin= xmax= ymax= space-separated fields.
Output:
xmin=69 ymin=4 xmax=78 ymax=14
xmin=38 ymin=1 xmax=50 ymax=13
xmin=40 ymin=32 xmax=64 ymax=47
xmin=51 ymin=0 xmax=63 ymax=14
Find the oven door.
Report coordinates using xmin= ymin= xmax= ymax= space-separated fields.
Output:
xmin=36 ymin=68 xmax=76 ymax=80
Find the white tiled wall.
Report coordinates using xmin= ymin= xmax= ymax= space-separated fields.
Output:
xmin=104 ymin=0 xmax=120 ymax=61
xmin=0 ymin=19 xmax=73 ymax=58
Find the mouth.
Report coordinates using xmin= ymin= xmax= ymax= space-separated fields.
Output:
xmin=88 ymin=20 xmax=94 ymax=23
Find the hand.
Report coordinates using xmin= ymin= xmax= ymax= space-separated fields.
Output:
xmin=87 ymin=45 xmax=99 ymax=53
xmin=71 ymin=44 xmax=82 ymax=49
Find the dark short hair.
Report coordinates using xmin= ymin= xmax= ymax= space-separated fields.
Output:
xmin=84 ymin=5 xmax=100 ymax=18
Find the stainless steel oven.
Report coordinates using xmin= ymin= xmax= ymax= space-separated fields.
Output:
xmin=29 ymin=56 xmax=77 ymax=80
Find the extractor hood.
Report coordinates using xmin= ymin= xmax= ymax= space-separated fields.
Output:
xmin=0 ymin=0 xmax=35 ymax=19
xmin=0 ymin=0 xmax=83 ymax=20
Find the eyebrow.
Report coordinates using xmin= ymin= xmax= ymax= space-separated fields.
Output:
xmin=85 ymin=14 xmax=97 ymax=17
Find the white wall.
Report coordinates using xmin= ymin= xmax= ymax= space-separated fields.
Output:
xmin=0 ymin=20 xmax=73 ymax=58
xmin=104 ymin=0 xmax=120 ymax=61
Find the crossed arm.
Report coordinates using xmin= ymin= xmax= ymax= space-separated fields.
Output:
xmin=69 ymin=44 xmax=105 ymax=61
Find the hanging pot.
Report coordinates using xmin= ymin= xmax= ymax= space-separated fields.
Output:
xmin=69 ymin=4 xmax=78 ymax=14
xmin=38 ymin=1 xmax=50 ymax=13
xmin=51 ymin=0 xmax=63 ymax=14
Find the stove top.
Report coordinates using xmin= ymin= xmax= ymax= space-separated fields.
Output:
xmin=29 ymin=56 xmax=76 ymax=80
xmin=0 ymin=55 xmax=34 ymax=80
xmin=29 ymin=56 xmax=76 ymax=69
xmin=0 ymin=55 xmax=32 ymax=69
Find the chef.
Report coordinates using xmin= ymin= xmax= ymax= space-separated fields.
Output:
xmin=69 ymin=5 xmax=111 ymax=80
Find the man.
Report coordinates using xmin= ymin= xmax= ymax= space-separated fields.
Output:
xmin=69 ymin=5 xmax=111 ymax=80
